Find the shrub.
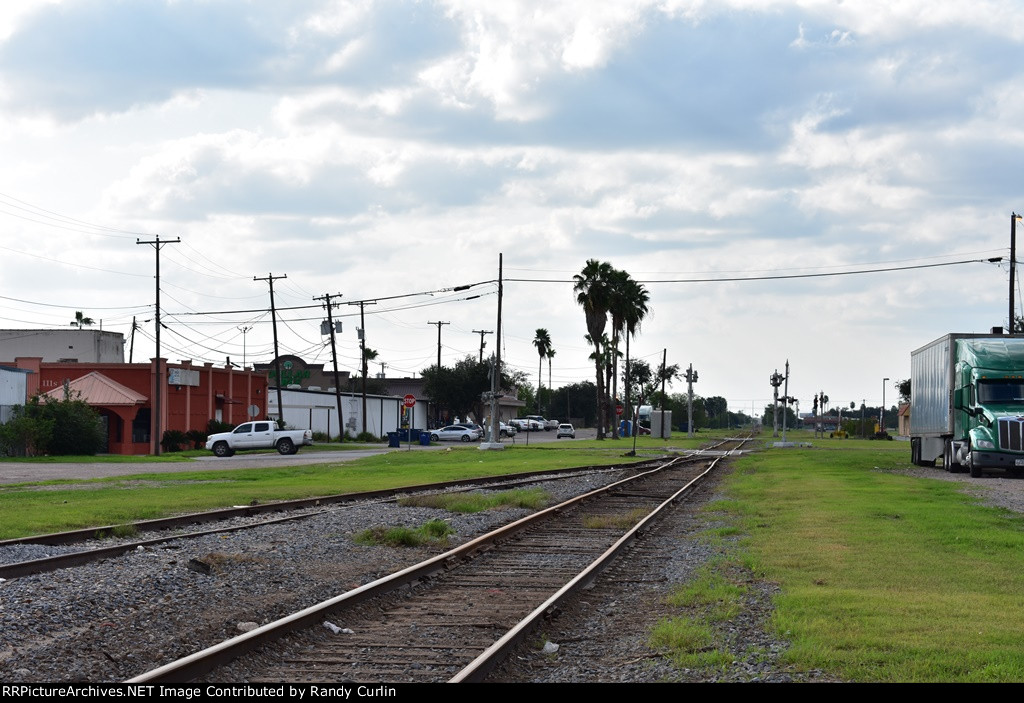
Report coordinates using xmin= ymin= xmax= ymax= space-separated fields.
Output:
xmin=185 ymin=429 xmax=207 ymax=449
xmin=0 ymin=389 xmax=104 ymax=456
xmin=160 ymin=429 xmax=189 ymax=453
xmin=207 ymin=419 xmax=234 ymax=434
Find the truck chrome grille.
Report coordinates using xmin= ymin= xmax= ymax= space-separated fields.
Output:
xmin=998 ymin=418 xmax=1024 ymax=451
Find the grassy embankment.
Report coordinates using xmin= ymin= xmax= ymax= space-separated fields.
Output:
xmin=657 ymin=431 xmax=1024 ymax=682
xmin=0 ymin=433 xmax=699 ymax=539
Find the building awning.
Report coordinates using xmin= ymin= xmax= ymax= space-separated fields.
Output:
xmin=43 ymin=372 xmax=147 ymax=406
xmin=216 ymin=393 xmax=242 ymax=404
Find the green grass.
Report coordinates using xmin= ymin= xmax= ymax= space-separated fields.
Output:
xmin=0 ymin=441 xmax=375 ymax=463
xmin=354 ymin=518 xmax=455 ymax=547
xmin=398 ymin=488 xmax=550 ymax=513
xmin=715 ymin=438 xmax=1024 ymax=682
xmin=650 ymin=617 xmax=733 ymax=670
xmin=649 ymin=558 xmax=749 ymax=671
xmin=0 ymin=445 xmax=634 ymax=539
xmin=665 ymin=566 xmax=746 ymax=620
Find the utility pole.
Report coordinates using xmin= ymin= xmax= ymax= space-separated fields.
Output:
xmin=129 ymin=316 xmax=137 ymax=363
xmin=427 ymin=321 xmax=449 ymax=370
xmin=481 ymin=254 xmax=504 ymax=449
xmin=472 ymin=329 xmax=493 ymax=363
xmin=237 ymin=325 xmax=253 ymax=369
xmin=349 ymin=300 xmax=376 ymax=435
xmin=137 ymin=235 xmax=180 ymax=455
xmin=255 ymin=273 xmax=287 ymax=428
xmin=686 ymin=364 xmax=698 ymax=438
xmin=315 ymin=293 xmax=344 ymax=442
xmin=659 ymin=348 xmax=668 ymax=439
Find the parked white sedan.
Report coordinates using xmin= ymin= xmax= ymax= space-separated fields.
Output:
xmin=430 ymin=425 xmax=481 ymax=442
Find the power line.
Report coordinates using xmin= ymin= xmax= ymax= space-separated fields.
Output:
xmin=506 ymin=257 xmax=1000 ymax=284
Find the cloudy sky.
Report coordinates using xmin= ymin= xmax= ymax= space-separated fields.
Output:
xmin=1 ymin=0 xmax=1023 ymax=419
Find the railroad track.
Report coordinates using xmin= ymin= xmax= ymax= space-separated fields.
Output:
xmin=129 ymin=439 xmax=751 ymax=683
xmin=0 ymin=460 xmax=666 ymax=580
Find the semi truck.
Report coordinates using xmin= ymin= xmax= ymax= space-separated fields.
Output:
xmin=910 ymin=333 xmax=1024 ymax=477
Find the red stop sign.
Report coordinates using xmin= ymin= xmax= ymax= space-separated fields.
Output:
xmin=403 ymin=394 xmax=416 ymax=408
xmin=616 ymin=404 xmax=624 ymax=416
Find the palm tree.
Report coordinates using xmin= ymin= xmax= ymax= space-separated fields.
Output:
xmin=70 ymin=311 xmax=95 ymax=330
xmin=574 ymin=260 xmax=614 ymax=438
xmin=533 ymin=328 xmax=552 ymax=415
xmin=546 ymin=347 xmax=556 ymax=415
xmin=621 ymin=277 xmax=651 ymax=435
xmin=606 ymin=269 xmax=633 ymax=438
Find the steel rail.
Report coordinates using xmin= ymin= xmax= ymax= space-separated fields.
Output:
xmin=1 ymin=460 xmax=663 ymax=579
xmin=1 ymin=459 xmax=657 ymax=549
xmin=449 ymin=455 xmax=722 ymax=682
xmin=126 ymin=457 xmax=689 ymax=683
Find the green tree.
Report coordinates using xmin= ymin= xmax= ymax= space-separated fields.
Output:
xmin=762 ymin=403 xmax=798 ymax=429
xmin=662 ymin=392 xmax=707 ymax=431
xmin=704 ymin=396 xmax=728 ymax=428
xmin=549 ymin=381 xmax=598 ymax=426
xmin=0 ymin=387 xmax=103 ymax=456
xmin=574 ymin=260 xmax=615 ymax=439
xmin=546 ymin=347 xmax=556 ymax=412
xmin=897 ymin=378 xmax=911 ymax=403
xmin=422 ymin=356 xmax=523 ymax=421
xmin=70 ymin=311 xmax=95 ymax=330
xmin=619 ymin=274 xmax=650 ymax=430
xmin=533 ymin=328 xmax=552 ymax=415
xmin=0 ymin=398 xmax=54 ymax=457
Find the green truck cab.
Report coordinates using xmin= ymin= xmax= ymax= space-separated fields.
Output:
xmin=911 ymin=334 xmax=1024 ymax=477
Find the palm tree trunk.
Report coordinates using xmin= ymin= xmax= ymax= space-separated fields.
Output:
xmin=611 ymin=331 xmax=620 ymax=439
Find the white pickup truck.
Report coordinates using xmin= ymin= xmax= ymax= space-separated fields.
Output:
xmin=205 ymin=421 xmax=313 ymax=457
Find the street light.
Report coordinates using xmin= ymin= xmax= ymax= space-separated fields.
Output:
xmin=881 ymin=377 xmax=890 ymax=435
xmin=1012 ymin=213 xmax=1022 ymax=332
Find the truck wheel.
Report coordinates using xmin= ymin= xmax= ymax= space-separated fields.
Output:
xmin=212 ymin=441 xmax=233 ymax=458
xmin=944 ymin=442 xmax=959 ymax=473
xmin=277 ymin=438 xmax=295 ymax=455
xmin=967 ymin=444 xmax=982 ymax=478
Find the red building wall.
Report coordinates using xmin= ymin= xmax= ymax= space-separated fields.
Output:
xmin=7 ymin=357 xmax=268 ymax=455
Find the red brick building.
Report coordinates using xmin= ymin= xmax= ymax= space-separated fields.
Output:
xmin=4 ymin=357 xmax=268 ymax=455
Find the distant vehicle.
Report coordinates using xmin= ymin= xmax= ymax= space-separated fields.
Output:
xmin=430 ymin=425 xmax=481 ymax=442
xmin=511 ymin=418 xmax=543 ymax=432
xmin=910 ymin=333 xmax=1024 ymax=477
xmin=498 ymin=422 xmax=517 ymax=437
xmin=556 ymin=423 xmax=575 ymax=439
xmin=524 ymin=415 xmax=558 ymax=431
xmin=461 ymin=422 xmax=485 ymax=437
xmin=206 ymin=421 xmax=313 ymax=457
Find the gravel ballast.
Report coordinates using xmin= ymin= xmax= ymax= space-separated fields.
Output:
xmin=2 ymin=461 xmax=1020 ymax=683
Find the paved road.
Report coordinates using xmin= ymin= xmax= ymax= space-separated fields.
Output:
xmin=0 ymin=428 xmax=597 ymax=485
xmin=0 ymin=448 xmax=393 ymax=485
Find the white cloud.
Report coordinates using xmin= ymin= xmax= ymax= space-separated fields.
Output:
xmin=1 ymin=0 xmax=1023 ymax=408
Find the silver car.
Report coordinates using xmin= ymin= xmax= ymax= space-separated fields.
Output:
xmin=556 ymin=423 xmax=576 ymax=439
xmin=430 ymin=425 xmax=481 ymax=442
